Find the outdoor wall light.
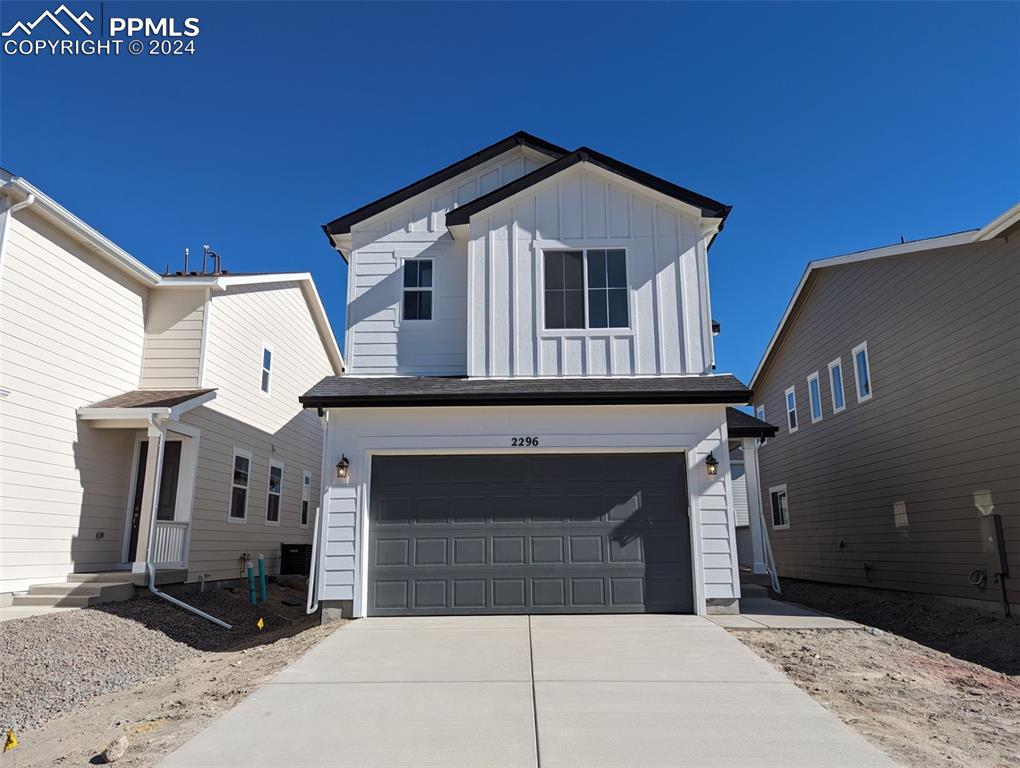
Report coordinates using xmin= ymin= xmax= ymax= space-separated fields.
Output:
xmin=336 ymin=455 xmax=350 ymax=480
xmin=705 ymin=452 xmax=719 ymax=476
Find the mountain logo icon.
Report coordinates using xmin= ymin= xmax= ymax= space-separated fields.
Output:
xmin=2 ymin=4 xmax=94 ymax=37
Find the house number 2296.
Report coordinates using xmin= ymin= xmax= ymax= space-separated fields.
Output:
xmin=511 ymin=436 xmax=540 ymax=447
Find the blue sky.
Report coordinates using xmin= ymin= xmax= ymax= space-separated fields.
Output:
xmin=2 ymin=1 xmax=1017 ymax=382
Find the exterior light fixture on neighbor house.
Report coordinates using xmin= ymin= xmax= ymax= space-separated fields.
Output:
xmin=336 ymin=455 xmax=350 ymax=480
xmin=705 ymin=452 xmax=719 ymax=476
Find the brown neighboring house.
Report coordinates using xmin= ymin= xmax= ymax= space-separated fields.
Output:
xmin=749 ymin=203 xmax=1020 ymax=611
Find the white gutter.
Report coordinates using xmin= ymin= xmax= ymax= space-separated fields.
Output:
xmin=144 ymin=415 xmax=232 ymax=629
xmin=0 ymin=184 xmax=37 ymax=286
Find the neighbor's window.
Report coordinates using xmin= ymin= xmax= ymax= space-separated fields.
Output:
xmin=403 ymin=259 xmax=433 ymax=321
xmin=756 ymin=404 xmax=766 ymax=422
xmin=769 ymin=485 xmax=790 ymax=529
xmin=229 ymin=450 xmax=251 ymax=521
xmin=785 ymin=386 xmax=798 ymax=433
xmin=543 ymin=249 xmax=628 ymax=329
xmin=266 ymin=462 xmax=283 ymax=525
xmin=852 ymin=341 xmax=872 ymax=402
xmin=260 ymin=346 xmax=273 ymax=395
xmin=807 ymin=371 xmax=823 ymax=423
xmin=828 ymin=357 xmax=846 ymax=413
xmin=300 ymin=471 xmax=312 ymax=527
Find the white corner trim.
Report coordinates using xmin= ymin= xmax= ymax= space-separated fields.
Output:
xmin=197 ymin=288 xmax=212 ymax=387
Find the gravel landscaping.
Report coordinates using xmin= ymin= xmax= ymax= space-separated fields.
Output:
xmin=0 ymin=583 xmax=318 ymax=731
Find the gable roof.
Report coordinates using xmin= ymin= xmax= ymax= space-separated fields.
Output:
xmin=321 ymin=131 xmax=568 ymax=240
xmin=445 ymin=147 xmax=731 ymax=228
xmin=1 ymin=171 xmax=345 ymax=374
xmin=749 ymin=201 xmax=1020 ymax=389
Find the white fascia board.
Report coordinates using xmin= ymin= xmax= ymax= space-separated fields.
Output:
xmin=1 ymin=177 xmax=160 ymax=286
xmin=974 ymin=201 xmax=1020 ymax=242
xmin=749 ymin=229 xmax=977 ymax=389
xmin=168 ymin=389 xmax=217 ymax=418
xmin=77 ymin=406 xmax=172 ymax=421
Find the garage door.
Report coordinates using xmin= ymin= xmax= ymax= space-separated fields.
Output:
xmin=367 ymin=453 xmax=693 ymax=615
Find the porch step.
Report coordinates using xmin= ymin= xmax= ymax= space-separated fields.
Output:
xmin=12 ymin=578 xmax=136 ymax=608
xmin=12 ymin=594 xmax=97 ymax=607
xmin=29 ymin=583 xmax=105 ymax=597
xmin=67 ymin=571 xmax=134 ymax=583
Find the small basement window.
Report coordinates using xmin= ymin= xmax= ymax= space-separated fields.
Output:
xmin=785 ymin=386 xmax=798 ymax=433
xmin=807 ymin=371 xmax=823 ymax=423
xmin=853 ymin=341 xmax=873 ymax=403
xmin=828 ymin=357 xmax=846 ymax=413
xmin=403 ymin=259 xmax=433 ymax=321
xmin=266 ymin=462 xmax=283 ymax=525
xmin=260 ymin=346 xmax=273 ymax=395
xmin=229 ymin=449 xmax=251 ymax=522
xmin=769 ymin=485 xmax=790 ymax=529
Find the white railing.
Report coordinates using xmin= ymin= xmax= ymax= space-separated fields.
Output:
xmin=152 ymin=521 xmax=188 ymax=567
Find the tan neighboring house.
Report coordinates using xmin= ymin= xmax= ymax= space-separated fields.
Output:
xmin=0 ymin=171 xmax=344 ymax=606
xmin=750 ymin=203 xmax=1020 ymax=612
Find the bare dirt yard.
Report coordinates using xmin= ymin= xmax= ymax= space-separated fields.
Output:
xmin=0 ymin=582 xmax=338 ymax=767
xmin=735 ymin=581 xmax=1020 ymax=768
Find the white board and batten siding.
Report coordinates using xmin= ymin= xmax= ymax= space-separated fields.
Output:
xmin=180 ymin=281 xmax=332 ymax=582
xmin=345 ymin=147 xmax=553 ymax=375
xmin=468 ymin=166 xmax=714 ymax=378
xmin=0 ymin=210 xmax=148 ymax=592
xmin=317 ymin=404 xmax=741 ymax=615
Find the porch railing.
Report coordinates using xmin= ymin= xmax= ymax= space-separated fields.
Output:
xmin=152 ymin=521 xmax=188 ymax=567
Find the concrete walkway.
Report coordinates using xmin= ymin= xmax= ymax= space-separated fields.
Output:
xmin=707 ymin=597 xmax=860 ymax=629
xmin=162 ymin=614 xmax=894 ymax=768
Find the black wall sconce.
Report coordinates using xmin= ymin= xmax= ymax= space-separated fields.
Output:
xmin=336 ymin=455 xmax=350 ymax=480
xmin=705 ymin=452 xmax=719 ymax=476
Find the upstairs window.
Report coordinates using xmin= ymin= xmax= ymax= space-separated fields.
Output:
xmin=853 ymin=341 xmax=873 ymax=402
xmin=403 ymin=259 xmax=433 ymax=321
xmin=260 ymin=346 xmax=273 ymax=395
xmin=828 ymin=358 xmax=846 ymax=413
xmin=769 ymin=485 xmax=790 ymax=529
xmin=807 ymin=371 xmax=823 ymax=423
xmin=785 ymin=386 xmax=798 ymax=433
xmin=544 ymin=249 xmax=628 ymax=329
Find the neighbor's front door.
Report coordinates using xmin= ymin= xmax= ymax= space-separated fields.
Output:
xmin=128 ymin=441 xmax=183 ymax=561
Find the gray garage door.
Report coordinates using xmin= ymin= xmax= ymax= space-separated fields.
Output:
xmin=367 ymin=453 xmax=693 ymax=615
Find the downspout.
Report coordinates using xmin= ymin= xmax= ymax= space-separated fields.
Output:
xmin=145 ymin=415 xmax=232 ymax=629
xmin=0 ymin=185 xmax=36 ymax=286
xmin=307 ymin=410 xmax=329 ymax=614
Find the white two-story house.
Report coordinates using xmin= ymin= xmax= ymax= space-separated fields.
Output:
xmin=303 ymin=132 xmax=776 ymax=619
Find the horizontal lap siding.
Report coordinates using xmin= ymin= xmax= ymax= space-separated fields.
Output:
xmin=139 ymin=289 xmax=204 ymax=388
xmin=755 ymin=237 xmax=1020 ymax=605
xmin=0 ymin=212 xmax=147 ymax=592
xmin=184 ymin=283 xmax=332 ymax=582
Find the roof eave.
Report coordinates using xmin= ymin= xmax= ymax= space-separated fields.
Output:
xmin=299 ymin=389 xmax=753 ymax=410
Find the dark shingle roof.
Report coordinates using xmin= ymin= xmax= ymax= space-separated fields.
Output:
xmin=300 ymin=376 xmax=751 ymax=409
xmin=83 ymin=389 xmax=215 ymax=409
xmin=725 ymin=407 xmax=779 ymax=439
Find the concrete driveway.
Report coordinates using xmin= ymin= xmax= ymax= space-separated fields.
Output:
xmin=162 ymin=615 xmax=895 ymax=768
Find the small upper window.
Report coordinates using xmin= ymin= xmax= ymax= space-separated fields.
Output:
xmin=300 ymin=471 xmax=312 ymax=527
xmin=828 ymin=358 xmax=846 ymax=413
xmin=852 ymin=342 xmax=873 ymax=402
xmin=544 ymin=249 xmax=628 ymax=329
xmin=266 ymin=463 xmax=283 ymax=525
xmin=770 ymin=485 xmax=790 ymax=529
xmin=807 ymin=372 xmax=823 ymax=423
xmin=403 ymin=259 xmax=433 ymax=321
xmin=756 ymin=404 xmax=765 ymax=423
xmin=260 ymin=346 xmax=272 ymax=394
xmin=785 ymin=386 xmax=798 ymax=433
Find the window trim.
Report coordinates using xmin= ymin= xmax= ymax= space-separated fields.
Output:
xmin=852 ymin=341 xmax=873 ymax=403
xmin=260 ymin=344 xmax=273 ymax=397
xmin=228 ymin=448 xmax=252 ymax=524
xmin=300 ymin=470 xmax=312 ymax=529
xmin=828 ymin=357 xmax=846 ymax=414
xmin=769 ymin=484 xmax=790 ymax=530
xmin=784 ymin=386 xmax=798 ymax=433
xmin=807 ymin=371 xmax=823 ymax=424
xmin=755 ymin=404 xmax=765 ymax=423
xmin=265 ymin=460 xmax=284 ymax=527
xmin=400 ymin=256 xmax=435 ymax=324
xmin=539 ymin=247 xmax=631 ymax=333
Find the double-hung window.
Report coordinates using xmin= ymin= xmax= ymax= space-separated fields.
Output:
xmin=402 ymin=259 xmax=433 ymax=321
xmin=769 ymin=485 xmax=790 ymax=529
xmin=807 ymin=371 xmax=823 ymax=423
xmin=260 ymin=346 xmax=272 ymax=395
xmin=543 ymin=249 xmax=628 ymax=329
xmin=229 ymin=449 xmax=251 ymax=522
xmin=828 ymin=357 xmax=846 ymax=413
xmin=300 ymin=471 xmax=312 ymax=527
xmin=785 ymin=386 xmax=798 ymax=433
xmin=266 ymin=462 xmax=283 ymax=525
xmin=852 ymin=341 xmax=873 ymax=402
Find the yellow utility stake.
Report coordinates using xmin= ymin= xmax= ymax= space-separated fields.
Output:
xmin=4 ymin=729 xmax=17 ymax=752
xmin=256 ymin=617 xmax=265 ymax=630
